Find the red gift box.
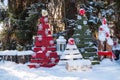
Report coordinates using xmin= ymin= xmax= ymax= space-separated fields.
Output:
xmin=98 ymin=51 xmax=112 ymax=57
xmin=97 ymin=51 xmax=115 ymax=60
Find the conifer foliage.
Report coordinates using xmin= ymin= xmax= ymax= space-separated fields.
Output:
xmin=72 ymin=8 xmax=96 ymax=54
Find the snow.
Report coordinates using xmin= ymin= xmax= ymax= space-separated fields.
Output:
xmin=0 ymin=50 xmax=34 ymax=56
xmin=0 ymin=59 xmax=120 ymax=80
xmin=0 ymin=22 xmax=4 ymax=31
xmin=0 ymin=43 xmax=119 ymax=80
xmin=4 ymin=0 xmax=8 ymax=6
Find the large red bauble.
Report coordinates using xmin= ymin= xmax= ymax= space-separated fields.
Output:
xmin=79 ymin=8 xmax=85 ymax=16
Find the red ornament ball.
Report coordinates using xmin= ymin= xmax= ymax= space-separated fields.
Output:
xmin=114 ymin=41 xmax=117 ymax=46
xmin=79 ymin=8 xmax=85 ymax=16
xmin=106 ymin=32 xmax=109 ymax=37
xmin=48 ymin=30 xmax=51 ymax=35
xmin=99 ymin=27 xmax=103 ymax=31
xmin=102 ymin=18 xmax=107 ymax=25
xmin=68 ymin=38 xmax=75 ymax=45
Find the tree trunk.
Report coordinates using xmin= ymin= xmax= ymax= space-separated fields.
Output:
xmin=47 ymin=0 xmax=65 ymax=33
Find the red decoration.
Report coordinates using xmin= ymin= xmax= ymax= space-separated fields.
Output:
xmin=114 ymin=41 xmax=117 ymax=46
xmin=106 ymin=32 xmax=109 ymax=37
xmin=98 ymin=51 xmax=112 ymax=56
xmin=48 ymin=30 xmax=51 ymax=35
xmin=99 ymin=27 xmax=103 ymax=31
xmin=79 ymin=8 xmax=85 ymax=16
xmin=28 ymin=15 xmax=59 ymax=68
xmin=39 ymin=17 xmax=44 ymax=23
xmin=102 ymin=18 xmax=107 ymax=25
xmin=68 ymin=38 xmax=75 ymax=45
xmin=97 ymin=51 xmax=115 ymax=60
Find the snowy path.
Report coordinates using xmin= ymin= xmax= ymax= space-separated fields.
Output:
xmin=0 ymin=68 xmax=21 ymax=80
xmin=0 ymin=59 xmax=120 ymax=80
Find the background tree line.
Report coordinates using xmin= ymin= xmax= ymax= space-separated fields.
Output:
xmin=0 ymin=0 xmax=119 ymax=50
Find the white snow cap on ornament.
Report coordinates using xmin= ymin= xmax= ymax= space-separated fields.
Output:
xmin=42 ymin=9 xmax=48 ymax=16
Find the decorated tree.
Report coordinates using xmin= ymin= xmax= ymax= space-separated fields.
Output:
xmin=72 ymin=8 xmax=97 ymax=55
xmin=98 ymin=17 xmax=113 ymax=51
xmin=60 ymin=38 xmax=83 ymax=63
xmin=98 ymin=17 xmax=115 ymax=60
xmin=28 ymin=10 xmax=59 ymax=68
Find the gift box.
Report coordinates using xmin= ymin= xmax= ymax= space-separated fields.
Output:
xmin=98 ymin=51 xmax=112 ymax=57
xmin=97 ymin=51 xmax=114 ymax=60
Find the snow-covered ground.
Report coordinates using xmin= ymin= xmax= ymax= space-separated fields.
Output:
xmin=0 ymin=59 xmax=120 ymax=80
